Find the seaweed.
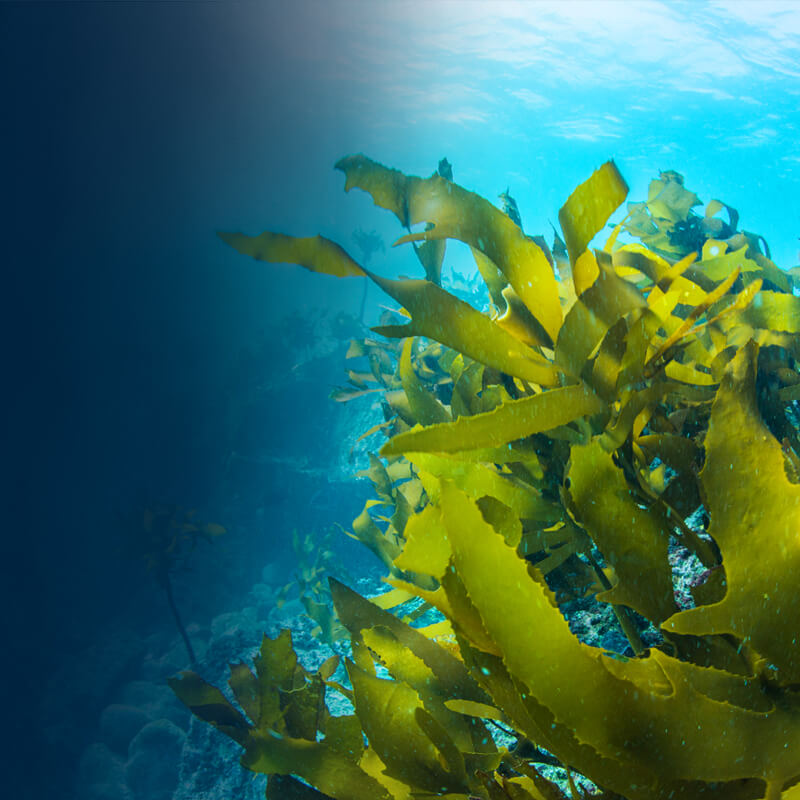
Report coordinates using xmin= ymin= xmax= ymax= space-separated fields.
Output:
xmin=173 ymin=155 xmax=800 ymax=798
xmin=121 ymin=503 xmax=225 ymax=665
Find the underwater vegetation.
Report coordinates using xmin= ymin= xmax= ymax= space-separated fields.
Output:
xmin=171 ymin=155 xmax=800 ymax=799
xmin=121 ymin=504 xmax=226 ymax=665
xmin=272 ymin=528 xmax=354 ymax=645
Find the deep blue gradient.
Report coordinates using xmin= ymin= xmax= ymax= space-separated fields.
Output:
xmin=5 ymin=1 xmax=800 ymax=795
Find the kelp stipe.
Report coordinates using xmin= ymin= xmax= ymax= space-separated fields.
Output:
xmin=172 ymin=156 xmax=800 ymax=799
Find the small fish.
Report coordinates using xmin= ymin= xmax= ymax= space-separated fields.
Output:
xmin=498 ymin=187 xmax=522 ymax=229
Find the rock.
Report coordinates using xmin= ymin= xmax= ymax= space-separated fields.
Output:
xmin=75 ymin=742 xmax=133 ymax=800
xmin=99 ymin=704 xmax=150 ymax=754
xmin=115 ymin=680 xmax=189 ymax=730
xmin=173 ymin=716 xmax=265 ymax=800
xmin=140 ymin=631 xmax=208 ymax=682
xmin=41 ymin=628 xmax=146 ymax=770
xmin=126 ymin=719 xmax=186 ymax=800
xmin=206 ymin=606 xmax=264 ymax=666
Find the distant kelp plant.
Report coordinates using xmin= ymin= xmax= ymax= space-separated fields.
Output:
xmin=171 ymin=155 xmax=800 ymax=800
xmin=121 ymin=503 xmax=226 ymax=665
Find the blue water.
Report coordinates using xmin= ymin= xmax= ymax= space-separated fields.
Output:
xmin=5 ymin=1 xmax=800 ymax=797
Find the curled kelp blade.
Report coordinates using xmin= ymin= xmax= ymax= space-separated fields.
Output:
xmin=557 ymin=160 xmax=629 ymax=269
xmin=337 ymin=154 xmax=563 ymax=345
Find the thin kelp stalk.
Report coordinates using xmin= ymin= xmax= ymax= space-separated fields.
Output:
xmin=586 ymin=550 xmax=646 ymax=656
xmin=162 ymin=570 xmax=197 ymax=666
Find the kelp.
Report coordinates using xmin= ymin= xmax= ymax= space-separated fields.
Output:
xmin=121 ymin=503 xmax=225 ymax=665
xmin=174 ymin=155 xmax=800 ymax=799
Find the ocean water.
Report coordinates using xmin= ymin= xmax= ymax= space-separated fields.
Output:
xmin=5 ymin=1 xmax=800 ymax=798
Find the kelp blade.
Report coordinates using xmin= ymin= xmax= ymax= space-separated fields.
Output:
xmin=558 ymin=161 xmax=628 ymax=266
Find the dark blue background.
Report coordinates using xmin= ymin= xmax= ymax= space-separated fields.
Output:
xmin=4 ymin=4 xmax=378 ymax=793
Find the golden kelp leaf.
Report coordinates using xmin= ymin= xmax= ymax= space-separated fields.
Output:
xmin=381 ymin=384 xmax=604 ymax=456
xmin=398 ymin=338 xmax=450 ymax=425
xmin=396 ymin=476 xmax=424 ymax=510
xmin=168 ymin=671 xmax=251 ymax=746
xmin=218 ymin=231 xmax=365 ymax=277
xmin=413 ymin=707 xmax=469 ymax=784
xmin=393 ymin=504 xmax=451 ymax=581
xmin=459 ymin=643 xmax=667 ymax=800
xmin=645 ymin=267 xmax=743 ymax=370
xmin=495 ymin=286 xmax=553 ymax=348
xmin=589 ymin=316 xmax=629 ymax=401
xmin=665 ymin=360 xmax=716 ymax=385
xmin=622 ymin=201 xmax=658 ymax=239
xmin=330 ymin=578 xmax=489 ymax=704
xmin=337 ymin=154 xmax=562 ymax=344
xmin=415 ymin=236 xmax=446 ymax=285
xmin=369 ymin=586 xmax=417 ymax=610
xmin=324 ymin=714 xmax=364 ymax=762
xmin=554 ymin=260 xmax=647 ymax=381
xmin=439 ymin=482 xmax=800 ymax=788
xmin=347 ymin=503 xmax=402 ymax=570
xmin=283 ymin=673 xmax=326 ymax=740
xmin=443 ymin=698 xmax=507 ymax=722
xmin=357 ymin=747 xmax=414 ymax=800
xmin=558 ymin=160 xmax=628 ymax=266
xmin=663 ymin=342 xmax=800 ymax=684
xmin=335 ymin=154 xmax=416 ymax=225
xmin=330 ymin=386 xmax=383 ymax=402
xmin=361 ymin=454 xmax=394 ymax=501
xmin=242 ymin=732 xmax=392 ymax=800
xmin=646 ymin=172 xmax=701 ymax=222
xmin=566 ymin=439 xmax=677 ymax=624
xmin=572 ymin=250 xmax=600 ymax=297
xmin=603 ymin=207 xmax=634 ymax=253
xmin=751 ymin=251 xmax=792 ymax=294
xmin=477 ymin=495 xmax=523 ymax=548
xmin=370 ymin=274 xmax=561 ymax=386
xmin=497 ymin=775 xmax=555 ymax=800
xmin=699 ymin=242 xmax=760 ymax=281
xmin=450 ymin=359 xmax=485 ymax=419
xmin=227 ymin=662 xmax=259 ymax=723
xmin=407 ymin=452 xmax=553 ymax=522
xmin=346 ymin=661 xmax=469 ymax=794
xmin=471 ymin=246 xmax=508 ymax=309
xmin=423 ymin=442 xmax=543 ymax=469
xmin=360 ymin=626 xmax=490 ymax=759
xmin=385 ymin=459 xmax=413 ymax=482
xmin=722 ymin=290 xmax=800 ymax=334
xmin=346 ymin=370 xmax=376 ymax=389
xmin=782 ymin=782 xmax=800 ymax=800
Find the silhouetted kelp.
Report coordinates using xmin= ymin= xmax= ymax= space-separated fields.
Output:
xmin=121 ymin=504 xmax=225 ymax=665
xmin=171 ymin=156 xmax=800 ymax=799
